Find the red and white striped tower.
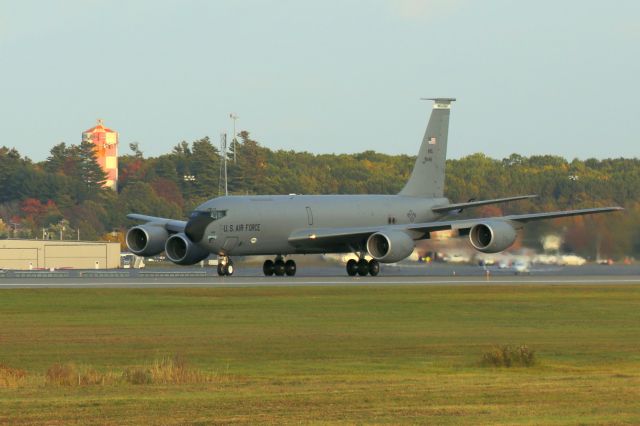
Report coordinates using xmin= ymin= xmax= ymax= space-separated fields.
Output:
xmin=82 ymin=119 xmax=118 ymax=191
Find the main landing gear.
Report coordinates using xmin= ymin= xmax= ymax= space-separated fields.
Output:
xmin=217 ymin=256 xmax=234 ymax=276
xmin=346 ymin=258 xmax=380 ymax=277
xmin=263 ymin=256 xmax=297 ymax=277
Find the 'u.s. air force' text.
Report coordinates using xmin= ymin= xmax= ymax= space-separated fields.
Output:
xmin=223 ymin=224 xmax=261 ymax=232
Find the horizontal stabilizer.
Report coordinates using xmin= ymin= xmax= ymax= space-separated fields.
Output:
xmin=432 ymin=195 xmax=538 ymax=214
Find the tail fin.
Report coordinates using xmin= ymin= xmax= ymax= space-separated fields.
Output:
xmin=399 ymin=98 xmax=455 ymax=198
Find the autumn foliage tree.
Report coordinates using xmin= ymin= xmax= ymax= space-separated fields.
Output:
xmin=0 ymin=133 xmax=638 ymax=260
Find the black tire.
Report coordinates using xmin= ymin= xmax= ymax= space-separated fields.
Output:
xmin=226 ymin=260 xmax=234 ymax=276
xmin=284 ymin=259 xmax=297 ymax=276
xmin=368 ymin=259 xmax=380 ymax=276
xmin=346 ymin=259 xmax=358 ymax=276
xmin=217 ymin=263 xmax=226 ymax=276
xmin=274 ymin=259 xmax=286 ymax=276
xmin=357 ymin=259 xmax=369 ymax=276
xmin=263 ymin=259 xmax=275 ymax=276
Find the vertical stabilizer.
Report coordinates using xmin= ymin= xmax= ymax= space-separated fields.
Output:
xmin=399 ymin=98 xmax=455 ymax=198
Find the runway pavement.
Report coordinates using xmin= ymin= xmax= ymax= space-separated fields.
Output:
xmin=0 ymin=263 xmax=638 ymax=289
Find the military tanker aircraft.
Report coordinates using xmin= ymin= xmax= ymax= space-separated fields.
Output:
xmin=126 ymin=98 xmax=622 ymax=276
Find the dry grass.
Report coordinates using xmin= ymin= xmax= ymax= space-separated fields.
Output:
xmin=0 ymin=285 xmax=639 ymax=424
xmin=148 ymin=354 xmax=211 ymax=385
xmin=45 ymin=363 xmax=114 ymax=386
xmin=0 ymin=363 xmax=27 ymax=387
xmin=481 ymin=344 xmax=536 ymax=367
xmin=43 ymin=356 xmax=214 ymax=387
xmin=122 ymin=367 xmax=151 ymax=385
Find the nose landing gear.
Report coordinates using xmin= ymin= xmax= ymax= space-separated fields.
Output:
xmin=346 ymin=257 xmax=380 ymax=277
xmin=217 ymin=256 xmax=234 ymax=276
xmin=263 ymin=256 xmax=297 ymax=277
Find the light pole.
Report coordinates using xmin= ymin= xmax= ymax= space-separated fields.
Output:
xmin=218 ymin=133 xmax=228 ymax=196
xmin=229 ymin=113 xmax=239 ymax=163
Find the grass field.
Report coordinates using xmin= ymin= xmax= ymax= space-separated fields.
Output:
xmin=1 ymin=284 xmax=639 ymax=424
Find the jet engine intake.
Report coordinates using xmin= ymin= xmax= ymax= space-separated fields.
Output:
xmin=165 ymin=233 xmax=210 ymax=265
xmin=366 ymin=230 xmax=415 ymax=263
xmin=469 ymin=221 xmax=517 ymax=253
xmin=126 ymin=225 xmax=168 ymax=257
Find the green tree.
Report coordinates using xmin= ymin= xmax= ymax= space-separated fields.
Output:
xmin=77 ymin=141 xmax=108 ymax=190
xmin=190 ymin=137 xmax=220 ymax=199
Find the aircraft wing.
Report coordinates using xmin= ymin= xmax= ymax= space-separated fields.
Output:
xmin=127 ymin=214 xmax=187 ymax=233
xmin=431 ymin=195 xmax=537 ymax=214
xmin=497 ymin=207 xmax=624 ymax=223
xmin=288 ymin=206 xmax=623 ymax=249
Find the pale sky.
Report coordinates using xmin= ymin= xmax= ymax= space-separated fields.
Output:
xmin=1 ymin=0 xmax=638 ymax=161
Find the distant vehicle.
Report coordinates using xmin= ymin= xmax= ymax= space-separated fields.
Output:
xmin=444 ymin=253 xmax=471 ymax=264
xmin=533 ymin=254 xmax=559 ymax=265
xmin=120 ymin=253 xmax=133 ymax=269
xmin=512 ymin=259 xmax=531 ymax=275
xmin=120 ymin=253 xmax=145 ymax=269
xmin=125 ymin=98 xmax=622 ymax=277
xmin=558 ymin=254 xmax=587 ymax=266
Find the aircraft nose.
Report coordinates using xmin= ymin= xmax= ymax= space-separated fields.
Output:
xmin=185 ymin=211 xmax=215 ymax=243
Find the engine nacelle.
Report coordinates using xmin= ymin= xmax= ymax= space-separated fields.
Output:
xmin=469 ymin=221 xmax=517 ymax=253
xmin=126 ymin=225 xmax=168 ymax=257
xmin=165 ymin=233 xmax=210 ymax=265
xmin=366 ymin=230 xmax=415 ymax=263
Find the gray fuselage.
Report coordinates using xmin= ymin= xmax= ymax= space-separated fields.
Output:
xmin=195 ymin=194 xmax=449 ymax=256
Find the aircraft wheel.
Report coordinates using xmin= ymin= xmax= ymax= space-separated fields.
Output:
xmin=357 ymin=259 xmax=369 ymax=276
xmin=284 ymin=259 xmax=297 ymax=276
xmin=263 ymin=259 xmax=275 ymax=276
xmin=217 ymin=259 xmax=234 ymax=276
xmin=368 ymin=259 xmax=380 ymax=276
xmin=274 ymin=259 xmax=286 ymax=276
xmin=346 ymin=259 xmax=358 ymax=276
xmin=226 ymin=260 xmax=234 ymax=276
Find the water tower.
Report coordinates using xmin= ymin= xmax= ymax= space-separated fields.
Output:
xmin=82 ymin=119 xmax=118 ymax=191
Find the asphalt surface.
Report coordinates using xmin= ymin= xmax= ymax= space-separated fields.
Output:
xmin=0 ymin=263 xmax=638 ymax=289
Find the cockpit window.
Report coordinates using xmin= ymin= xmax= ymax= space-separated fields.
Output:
xmin=210 ymin=209 xmax=227 ymax=220
xmin=190 ymin=209 xmax=227 ymax=221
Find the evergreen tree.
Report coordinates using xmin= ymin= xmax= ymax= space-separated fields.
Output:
xmin=190 ymin=137 xmax=220 ymax=199
xmin=44 ymin=142 xmax=69 ymax=174
xmin=77 ymin=140 xmax=108 ymax=190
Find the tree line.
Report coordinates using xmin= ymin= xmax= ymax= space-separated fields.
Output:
xmin=1 ymin=132 xmax=638 ymax=259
